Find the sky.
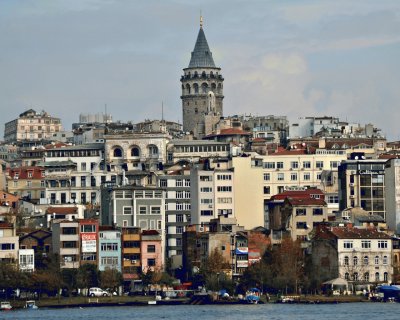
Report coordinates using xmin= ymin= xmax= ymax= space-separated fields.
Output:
xmin=1 ymin=0 xmax=399 ymax=140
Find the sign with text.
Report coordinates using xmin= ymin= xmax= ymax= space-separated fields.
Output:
xmin=81 ymin=233 xmax=97 ymax=253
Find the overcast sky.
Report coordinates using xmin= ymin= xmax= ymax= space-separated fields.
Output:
xmin=1 ymin=0 xmax=399 ymax=140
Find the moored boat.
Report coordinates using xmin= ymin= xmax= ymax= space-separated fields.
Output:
xmin=0 ymin=301 xmax=12 ymax=311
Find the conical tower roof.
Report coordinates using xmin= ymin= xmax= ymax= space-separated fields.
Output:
xmin=188 ymin=27 xmax=216 ymax=68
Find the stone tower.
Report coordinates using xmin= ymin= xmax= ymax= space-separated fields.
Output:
xmin=181 ymin=18 xmax=224 ymax=139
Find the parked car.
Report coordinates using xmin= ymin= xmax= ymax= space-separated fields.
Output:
xmin=88 ymin=287 xmax=109 ymax=297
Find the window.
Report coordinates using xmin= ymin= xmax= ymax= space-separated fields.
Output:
xmin=375 ymin=272 xmax=380 ymax=282
xmin=160 ymin=180 xmax=167 ymax=187
xmin=361 ymin=240 xmax=371 ymax=249
xmin=123 ymin=206 xmax=132 ymax=215
xmin=263 ymin=162 xmax=275 ymax=169
xmin=290 ymin=173 xmax=297 ymax=181
xmin=375 ymin=256 xmax=379 ymax=265
xmin=353 ymin=256 xmax=358 ymax=266
xmin=344 ymin=256 xmax=349 ymax=265
xmin=28 ymin=171 xmax=33 ymax=178
xmin=217 ymin=174 xmax=232 ymax=180
xmin=378 ymin=240 xmax=388 ymax=249
xmin=147 ymin=245 xmax=156 ymax=253
xmin=1 ymin=243 xmax=15 ymax=250
xmin=263 ymin=173 xmax=270 ymax=181
xmin=151 ymin=207 xmax=161 ymax=214
xmin=364 ymin=272 xmax=369 ymax=282
xmin=383 ymin=256 xmax=388 ymax=265
xmin=345 ymin=272 xmax=350 ymax=280
xmin=81 ymin=225 xmax=96 ymax=232
xmin=384 ymin=272 xmax=388 ymax=282
xmin=353 ymin=272 xmax=358 ymax=281
xmin=27 ymin=181 xmax=32 ymax=187
xmin=81 ymin=177 xmax=86 ymax=187
xmin=296 ymin=208 xmax=306 ymax=216
xmin=81 ymin=162 xmax=86 ymax=171
xmin=296 ymin=222 xmax=307 ymax=229
xmin=290 ymin=161 xmax=299 ymax=169
xmin=263 ymin=186 xmax=270 ymax=194
xmin=313 ymin=208 xmax=323 ymax=215
xmin=217 ymin=186 xmax=232 ymax=192
xmin=200 ymin=210 xmax=213 ymax=216
xmin=303 ymin=161 xmax=311 ymax=169
xmin=101 ymin=243 xmax=118 ymax=251
xmin=303 ymin=173 xmax=310 ymax=181
xmin=176 ymin=214 xmax=184 ymax=222
xmin=217 ymin=197 xmax=232 ymax=204
xmin=200 ymin=175 xmax=212 ymax=181
xmin=176 ymin=226 xmax=184 ymax=234
xmin=316 ymin=161 xmax=324 ymax=169
xmin=200 ymin=187 xmax=212 ymax=192
xmin=277 ymin=162 xmax=284 ymax=169
xmin=139 ymin=206 xmax=147 ymax=214
xmin=343 ymin=241 xmax=353 ymax=249
xmin=147 ymin=258 xmax=156 ymax=267
xmin=363 ymin=256 xmax=369 ymax=265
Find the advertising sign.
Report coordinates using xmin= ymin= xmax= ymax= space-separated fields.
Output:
xmin=81 ymin=233 xmax=97 ymax=253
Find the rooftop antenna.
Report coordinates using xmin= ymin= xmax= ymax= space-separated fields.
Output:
xmin=200 ymin=11 xmax=203 ymax=28
xmin=162 ymin=101 xmax=164 ymax=122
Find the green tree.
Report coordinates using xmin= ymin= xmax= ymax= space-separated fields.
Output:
xmin=200 ymin=248 xmax=231 ymax=291
xmin=77 ymin=264 xmax=99 ymax=291
xmin=100 ymin=268 xmax=123 ymax=291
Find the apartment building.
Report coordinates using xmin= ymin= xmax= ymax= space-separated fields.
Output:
xmin=98 ymin=228 xmax=122 ymax=272
xmin=158 ymin=170 xmax=191 ymax=268
xmin=338 ymin=158 xmax=388 ymax=220
xmin=52 ymin=220 xmax=80 ymax=269
xmin=311 ymin=226 xmax=393 ymax=286
xmin=19 ymin=229 xmax=52 ymax=269
xmin=42 ymin=143 xmax=109 ymax=205
xmin=190 ymin=165 xmax=235 ymax=227
xmin=18 ymin=249 xmax=35 ymax=272
xmin=141 ymin=230 xmax=162 ymax=272
xmin=385 ymin=158 xmax=400 ymax=233
xmin=79 ymin=219 xmax=99 ymax=267
xmin=0 ymin=222 xmax=18 ymax=263
xmin=7 ymin=166 xmax=45 ymax=203
xmin=121 ymin=227 xmax=141 ymax=281
xmin=4 ymin=109 xmax=62 ymax=143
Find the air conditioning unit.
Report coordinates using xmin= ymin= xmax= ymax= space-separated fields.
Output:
xmin=131 ymin=260 xmax=137 ymax=264
xmin=199 ymin=227 xmax=204 ymax=232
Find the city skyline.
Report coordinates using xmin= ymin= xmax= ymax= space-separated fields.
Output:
xmin=1 ymin=0 xmax=399 ymax=139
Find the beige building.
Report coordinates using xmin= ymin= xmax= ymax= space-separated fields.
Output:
xmin=4 ymin=109 xmax=63 ymax=143
xmin=232 ymin=156 xmax=264 ymax=229
xmin=0 ymin=222 xmax=19 ymax=263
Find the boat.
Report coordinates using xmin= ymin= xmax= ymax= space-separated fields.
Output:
xmin=244 ymin=288 xmax=261 ymax=304
xmin=25 ymin=300 xmax=39 ymax=309
xmin=0 ymin=301 xmax=12 ymax=311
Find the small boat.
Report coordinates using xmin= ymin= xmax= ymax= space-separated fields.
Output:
xmin=25 ymin=300 xmax=38 ymax=309
xmin=244 ymin=288 xmax=261 ymax=304
xmin=0 ymin=301 xmax=12 ymax=311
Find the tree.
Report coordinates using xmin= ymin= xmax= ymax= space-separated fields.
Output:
xmin=100 ymin=268 xmax=123 ymax=292
xmin=200 ymin=248 xmax=231 ymax=291
xmin=77 ymin=264 xmax=99 ymax=291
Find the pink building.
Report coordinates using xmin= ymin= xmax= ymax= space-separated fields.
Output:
xmin=141 ymin=230 xmax=162 ymax=272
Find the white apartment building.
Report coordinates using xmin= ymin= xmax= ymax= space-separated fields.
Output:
xmin=190 ymin=166 xmax=235 ymax=228
xmin=42 ymin=143 xmax=111 ymax=205
xmin=260 ymin=151 xmax=347 ymax=200
xmin=18 ymin=249 xmax=35 ymax=272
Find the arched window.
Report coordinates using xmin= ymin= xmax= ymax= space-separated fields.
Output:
xmin=211 ymin=83 xmax=216 ymax=92
xmin=210 ymin=71 xmax=214 ymax=78
xmin=353 ymin=256 xmax=358 ymax=266
xmin=364 ymin=272 xmax=369 ymax=282
xmin=353 ymin=272 xmax=358 ymax=281
xmin=375 ymin=272 xmax=380 ymax=282
xmin=194 ymin=71 xmax=198 ymax=78
xmin=131 ymin=147 xmax=140 ymax=157
xmin=384 ymin=272 xmax=388 ymax=282
xmin=345 ymin=272 xmax=350 ymax=280
xmin=193 ymin=83 xmax=199 ymax=94
xmin=186 ymin=84 xmax=191 ymax=95
xmin=363 ymin=256 xmax=369 ymax=265
xmin=344 ymin=256 xmax=349 ymax=265
xmin=201 ymin=83 xmax=208 ymax=93
xmin=395 ymin=254 xmax=399 ymax=264
xmin=375 ymin=256 xmax=379 ymax=265
xmin=218 ymin=83 xmax=222 ymax=94
xmin=113 ymin=147 xmax=122 ymax=157
xmin=194 ymin=108 xmax=198 ymax=114
xmin=383 ymin=256 xmax=388 ymax=265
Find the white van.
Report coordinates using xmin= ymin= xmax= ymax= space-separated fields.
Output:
xmin=88 ymin=287 xmax=109 ymax=297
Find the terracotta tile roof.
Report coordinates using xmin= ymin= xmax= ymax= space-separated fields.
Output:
xmin=314 ymin=225 xmax=391 ymax=240
xmin=271 ymin=189 xmax=324 ymax=201
xmin=141 ymin=230 xmax=160 ymax=236
xmin=46 ymin=206 xmax=78 ymax=215
xmin=7 ymin=166 xmax=45 ymax=179
xmin=330 ymin=227 xmax=391 ymax=239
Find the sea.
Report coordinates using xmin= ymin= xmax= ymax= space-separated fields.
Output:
xmin=1 ymin=303 xmax=399 ymax=320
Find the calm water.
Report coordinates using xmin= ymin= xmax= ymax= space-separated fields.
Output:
xmin=2 ymin=303 xmax=399 ymax=320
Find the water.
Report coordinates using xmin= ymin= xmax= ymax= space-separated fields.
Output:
xmin=2 ymin=303 xmax=399 ymax=320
